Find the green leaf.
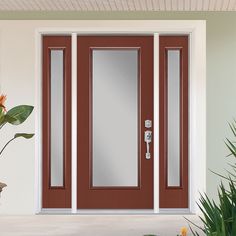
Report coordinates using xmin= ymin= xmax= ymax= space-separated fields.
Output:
xmin=0 ymin=107 xmax=4 ymax=117
xmin=188 ymin=224 xmax=200 ymax=236
xmin=0 ymin=114 xmax=17 ymax=127
xmin=6 ymin=105 xmax=33 ymax=125
xmin=225 ymin=138 xmax=236 ymax=157
xmin=14 ymin=133 xmax=34 ymax=139
xmin=3 ymin=114 xmax=17 ymax=123
xmin=229 ymin=122 xmax=236 ymax=137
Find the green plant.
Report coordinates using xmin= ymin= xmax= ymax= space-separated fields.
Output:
xmin=187 ymin=120 xmax=236 ymax=236
xmin=0 ymin=95 xmax=34 ymax=192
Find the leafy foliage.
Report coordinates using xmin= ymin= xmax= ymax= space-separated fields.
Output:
xmin=4 ymin=105 xmax=33 ymax=125
xmin=0 ymin=99 xmax=34 ymax=193
xmin=14 ymin=133 xmax=34 ymax=139
xmin=187 ymin=120 xmax=236 ymax=236
xmin=0 ymin=104 xmax=34 ymax=157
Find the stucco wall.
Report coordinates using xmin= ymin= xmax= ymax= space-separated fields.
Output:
xmin=0 ymin=13 xmax=235 ymax=213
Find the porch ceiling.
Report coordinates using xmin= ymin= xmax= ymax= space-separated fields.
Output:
xmin=0 ymin=0 xmax=235 ymax=11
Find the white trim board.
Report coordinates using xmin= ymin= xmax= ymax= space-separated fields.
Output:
xmin=35 ymin=31 xmax=42 ymax=213
xmin=71 ymin=33 xmax=77 ymax=214
xmin=35 ymin=20 xmax=206 ymax=215
xmin=153 ymin=33 xmax=159 ymax=213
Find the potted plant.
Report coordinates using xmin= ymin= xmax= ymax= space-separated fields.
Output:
xmin=0 ymin=94 xmax=34 ymax=194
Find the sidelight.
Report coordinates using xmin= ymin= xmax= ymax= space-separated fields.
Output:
xmin=159 ymin=36 xmax=188 ymax=208
xmin=43 ymin=36 xmax=71 ymax=208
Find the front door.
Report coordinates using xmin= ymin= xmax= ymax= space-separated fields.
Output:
xmin=77 ymin=36 xmax=154 ymax=209
xmin=42 ymin=34 xmax=189 ymax=210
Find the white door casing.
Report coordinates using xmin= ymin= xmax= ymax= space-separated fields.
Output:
xmin=35 ymin=20 xmax=206 ymax=214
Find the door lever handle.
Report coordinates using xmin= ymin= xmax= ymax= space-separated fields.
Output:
xmin=144 ymin=130 xmax=152 ymax=160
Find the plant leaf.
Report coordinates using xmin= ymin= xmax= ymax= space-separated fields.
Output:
xmin=6 ymin=105 xmax=33 ymax=125
xmin=187 ymin=120 xmax=236 ymax=236
xmin=14 ymin=133 xmax=34 ymax=139
xmin=228 ymin=122 xmax=236 ymax=137
xmin=0 ymin=114 xmax=18 ymax=128
xmin=3 ymin=114 xmax=17 ymax=123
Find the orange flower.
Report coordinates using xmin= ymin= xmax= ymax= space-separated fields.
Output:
xmin=0 ymin=94 xmax=7 ymax=111
xmin=180 ymin=227 xmax=187 ymax=236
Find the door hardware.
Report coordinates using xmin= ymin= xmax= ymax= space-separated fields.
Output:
xmin=144 ymin=130 xmax=152 ymax=160
xmin=145 ymin=120 xmax=152 ymax=128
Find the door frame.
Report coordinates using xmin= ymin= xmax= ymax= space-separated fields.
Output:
xmin=35 ymin=20 xmax=206 ymax=214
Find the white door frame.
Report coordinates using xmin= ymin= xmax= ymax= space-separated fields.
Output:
xmin=35 ymin=20 xmax=206 ymax=214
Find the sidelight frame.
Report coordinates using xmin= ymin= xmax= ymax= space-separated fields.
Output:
xmin=35 ymin=20 xmax=206 ymax=214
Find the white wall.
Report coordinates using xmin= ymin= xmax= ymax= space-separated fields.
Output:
xmin=0 ymin=21 xmax=37 ymax=214
xmin=0 ymin=21 xmax=86 ymax=214
xmin=0 ymin=17 xmax=230 ymax=214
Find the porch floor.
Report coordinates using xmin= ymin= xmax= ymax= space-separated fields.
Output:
xmin=0 ymin=215 xmax=203 ymax=236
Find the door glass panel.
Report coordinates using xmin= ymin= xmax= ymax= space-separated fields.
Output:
xmin=50 ymin=50 xmax=64 ymax=187
xmin=167 ymin=50 xmax=180 ymax=187
xmin=92 ymin=49 xmax=138 ymax=187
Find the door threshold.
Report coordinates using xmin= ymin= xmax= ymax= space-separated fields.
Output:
xmin=159 ymin=208 xmax=191 ymax=214
xmin=39 ymin=208 xmax=192 ymax=215
xmin=76 ymin=209 xmax=155 ymax=215
xmin=39 ymin=208 xmax=72 ymax=215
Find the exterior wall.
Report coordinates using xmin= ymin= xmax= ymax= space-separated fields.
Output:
xmin=0 ymin=13 xmax=235 ymax=213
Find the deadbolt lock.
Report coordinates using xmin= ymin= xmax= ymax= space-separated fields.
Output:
xmin=145 ymin=120 xmax=152 ymax=128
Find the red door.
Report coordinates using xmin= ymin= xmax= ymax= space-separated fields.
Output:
xmin=159 ymin=36 xmax=189 ymax=208
xmin=77 ymin=36 xmax=153 ymax=209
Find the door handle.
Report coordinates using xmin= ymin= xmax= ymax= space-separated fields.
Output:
xmin=144 ymin=130 xmax=152 ymax=160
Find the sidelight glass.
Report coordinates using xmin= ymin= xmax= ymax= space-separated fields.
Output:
xmin=92 ymin=49 xmax=138 ymax=187
xmin=50 ymin=50 xmax=64 ymax=187
xmin=167 ymin=50 xmax=181 ymax=187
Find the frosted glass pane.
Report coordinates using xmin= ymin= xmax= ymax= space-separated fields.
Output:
xmin=92 ymin=49 xmax=138 ymax=187
xmin=50 ymin=50 xmax=64 ymax=187
xmin=167 ymin=50 xmax=180 ymax=187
